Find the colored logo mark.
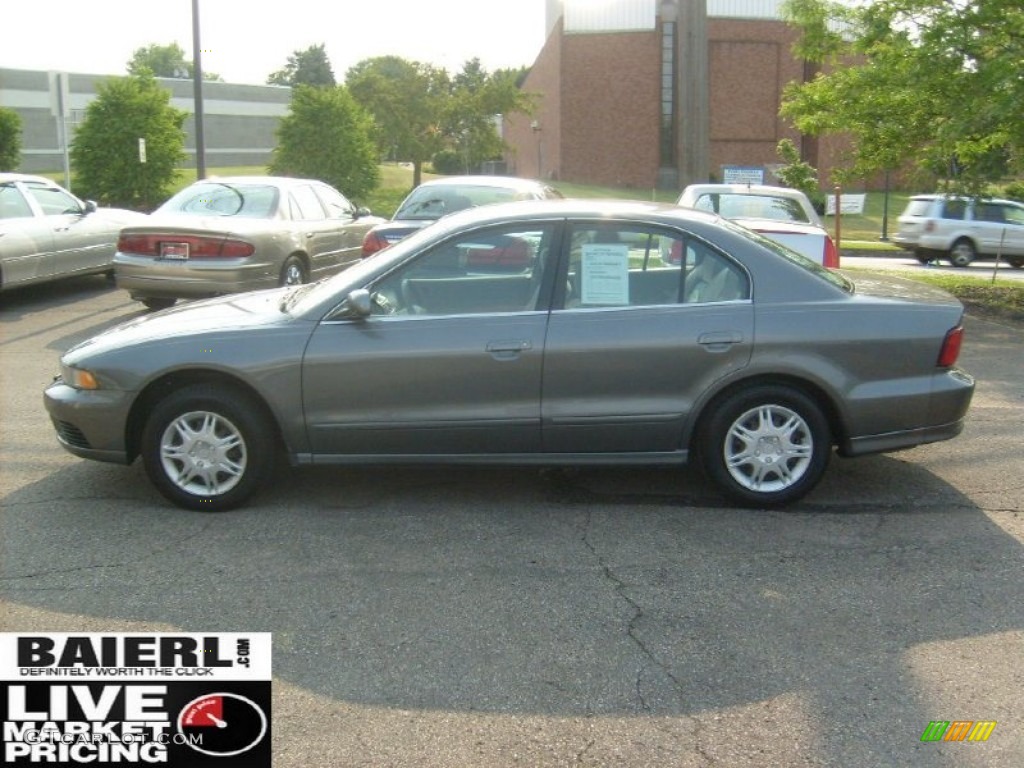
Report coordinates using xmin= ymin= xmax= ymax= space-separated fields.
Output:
xmin=921 ymin=721 xmax=996 ymax=742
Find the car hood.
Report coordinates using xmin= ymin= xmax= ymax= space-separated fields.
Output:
xmin=89 ymin=207 xmax=149 ymax=226
xmin=64 ymin=289 xmax=295 ymax=362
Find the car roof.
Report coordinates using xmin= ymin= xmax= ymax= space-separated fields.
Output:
xmin=190 ymin=176 xmax=327 ymax=187
xmin=0 ymin=172 xmax=61 ymax=185
xmin=910 ymin=193 xmax=1022 ymax=206
xmin=416 ymin=175 xmax=553 ymax=191
xmin=681 ymin=183 xmax=811 ymax=200
xmin=412 ymin=197 xmax=721 ymax=231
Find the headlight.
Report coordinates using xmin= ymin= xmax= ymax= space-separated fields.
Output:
xmin=61 ymin=364 xmax=100 ymax=390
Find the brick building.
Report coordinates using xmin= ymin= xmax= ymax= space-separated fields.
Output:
xmin=504 ymin=0 xmax=846 ymax=191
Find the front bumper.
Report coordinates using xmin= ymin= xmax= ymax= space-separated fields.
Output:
xmin=43 ymin=380 xmax=133 ymax=464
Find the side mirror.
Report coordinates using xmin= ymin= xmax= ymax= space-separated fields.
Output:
xmin=355 ymin=206 xmax=372 ymax=219
xmin=83 ymin=200 xmax=98 ymax=214
xmin=342 ymin=288 xmax=372 ymax=318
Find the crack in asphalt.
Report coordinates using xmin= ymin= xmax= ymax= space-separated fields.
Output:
xmin=578 ymin=508 xmax=683 ymax=715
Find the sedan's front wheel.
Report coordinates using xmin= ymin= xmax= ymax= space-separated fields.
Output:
xmin=700 ymin=385 xmax=831 ymax=507
xmin=141 ymin=385 xmax=274 ymax=511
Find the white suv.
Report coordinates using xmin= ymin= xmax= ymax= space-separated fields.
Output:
xmin=894 ymin=195 xmax=1024 ymax=268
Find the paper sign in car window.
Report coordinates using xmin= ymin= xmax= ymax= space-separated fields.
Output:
xmin=581 ymin=244 xmax=629 ymax=305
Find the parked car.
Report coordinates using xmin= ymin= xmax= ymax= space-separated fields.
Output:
xmin=361 ymin=175 xmax=563 ymax=256
xmin=678 ymin=183 xmax=839 ymax=267
xmin=894 ymin=194 xmax=1024 ymax=268
xmin=0 ymin=173 xmax=146 ymax=292
xmin=114 ymin=176 xmax=384 ymax=310
xmin=45 ymin=199 xmax=973 ymax=512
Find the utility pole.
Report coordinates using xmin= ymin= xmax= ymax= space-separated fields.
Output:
xmin=191 ymin=0 xmax=207 ymax=179
xmin=677 ymin=0 xmax=709 ymax=187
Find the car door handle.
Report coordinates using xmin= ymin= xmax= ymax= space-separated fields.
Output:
xmin=698 ymin=331 xmax=743 ymax=352
xmin=486 ymin=340 xmax=532 ymax=360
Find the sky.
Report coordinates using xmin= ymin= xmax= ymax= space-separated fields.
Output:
xmin=1 ymin=0 xmax=551 ymax=84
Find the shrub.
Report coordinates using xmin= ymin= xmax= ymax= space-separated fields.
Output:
xmin=70 ymin=74 xmax=186 ymax=210
xmin=0 ymin=107 xmax=22 ymax=171
xmin=270 ymin=85 xmax=379 ymax=200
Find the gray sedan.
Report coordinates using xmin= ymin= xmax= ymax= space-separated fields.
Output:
xmin=114 ymin=176 xmax=384 ymax=310
xmin=0 ymin=173 xmax=145 ymax=292
xmin=45 ymin=200 xmax=974 ymax=511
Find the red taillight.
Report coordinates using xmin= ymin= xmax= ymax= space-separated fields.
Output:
xmin=823 ymin=235 xmax=839 ymax=268
xmin=938 ymin=325 xmax=964 ymax=367
xmin=361 ymin=230 xmax=390 ymax=258
xmin=117 ymin=234 xmax=254 ymax=259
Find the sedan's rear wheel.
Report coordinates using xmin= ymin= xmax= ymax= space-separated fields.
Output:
xmin=280 ymin=256 xmax=308 ymax=287
xmin=141 ymin=384 xmax=273 ymax=511
xmin=1007 ymin=256 xmax=1024 ymax=269
xmin=700 ymin=385 xmax=831 ymax=507
xmin=948 ymin=239 xmax=976 ymax=268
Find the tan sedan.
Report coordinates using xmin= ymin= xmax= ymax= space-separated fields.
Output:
xmin=115 ymin=176 xmax=384 ymax=310
xmin=1 ymin=173 xmax=145 ymax=292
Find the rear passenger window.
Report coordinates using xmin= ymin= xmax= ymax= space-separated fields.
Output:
xmin=563 ymin=224 xmax=748 ymax=308
xmin=941 ymin=200 xmax=967 ymax=220
xmin=975 ymin=203 xmax=1006 ymax=223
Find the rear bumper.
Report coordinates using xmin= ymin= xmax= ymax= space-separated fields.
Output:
xmin=840 ymin=368 xmax=974 ymax=457
xmin=114 ymin=255 xmax=274 ymax=299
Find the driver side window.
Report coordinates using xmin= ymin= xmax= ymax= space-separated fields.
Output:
xmin=370 ymin=225 xmax=555 ymax=316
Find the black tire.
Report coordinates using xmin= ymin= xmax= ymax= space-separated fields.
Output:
xmin=914 ymin=251 xmax=933 ymax=265
xmin=947 ymin=239 xmax=975 ymax=268
xmin=280 ymin=256 xmax=308 ymax=287
xmin=699 ymin=385 xmax=831 ymax=507
xmin=142 ymin=297 xmax=176 ymax=311
xmin=141 ymin=384 xmax=274 ymax=511
xmin=1007 ymin=256 xmax=1024 ymax=269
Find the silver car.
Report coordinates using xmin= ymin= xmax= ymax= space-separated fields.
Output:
xmin=45 ymin=200 xmax=974 ymax=512
xmin=0 ymin=173 xmax=145 ymax=292
xmin=114 ymin=176 xmax=384 ymax=310
xmin=894 ymin=194 xmax=1024 ymax=268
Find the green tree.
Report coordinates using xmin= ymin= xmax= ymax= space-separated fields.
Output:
xmin=267 ymin=44 xmax=336 ymax=87
xmin=446 ymin=58 xmax=535 ymax=173
xmin=774 ymin=139 xmax=818 ymax=194
xmin=0 ymin=107 xmax=21 ymax=171
xmin=781 ymin=0 xmax=1024 ymax=191
xmin=270 ymin=85 xmax=379 ymax=199
xmin=127 ymin=42 xmax=222 ymax=81
xmin=346 ymin=56 xmax=449 ymax=187
xmin=70 ymin=73 xmax=187 ymax=210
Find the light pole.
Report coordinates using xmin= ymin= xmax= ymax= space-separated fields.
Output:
xmin=191 ymin=0 xmax=207 ymax=179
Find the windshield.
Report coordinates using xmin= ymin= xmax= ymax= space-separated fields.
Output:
xmin=157 ymin=182 xmax=280 ymax=218
xmin=395 ymin=185 xmax=532 ymax=221
xmin=692 ymin=193 xmax=811 ymax=224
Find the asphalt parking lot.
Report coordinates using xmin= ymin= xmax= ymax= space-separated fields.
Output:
xmin=2 ymin=276 xmax=1022 ymax=767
